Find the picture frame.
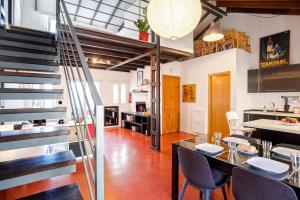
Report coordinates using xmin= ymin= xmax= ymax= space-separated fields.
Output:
xmin=259 ymin=30 xmax=290 ymax=68
xmin=137 ymin=71 xmax=143 ymax=86
xmin=182 ymin=84 xmax=196 ymax=103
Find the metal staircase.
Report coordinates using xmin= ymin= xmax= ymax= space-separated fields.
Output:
xmin=0 ymin=0 xmax=104 ymax=199
xmin=0 ymin=25 xmax=77 ymax=192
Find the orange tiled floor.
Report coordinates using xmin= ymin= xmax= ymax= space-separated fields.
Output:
xmin=0 ymin=128 xmax=234 ymax=200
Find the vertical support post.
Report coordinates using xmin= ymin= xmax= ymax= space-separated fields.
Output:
xmin=7 ymin=0 xmax=12 ymax=25
xmin=95 ymin=105 xmax=104 ymax=200
xmin=150 ymin=35 xmax=161 ymax=151
xmin=56 ymin=0 xmax=61 ymax=62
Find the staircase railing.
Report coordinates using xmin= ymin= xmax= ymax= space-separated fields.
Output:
xmin=0 ymin=0 xmax=6 ymax=30
xmin=57 ymin=0 xmax=104 ymax=200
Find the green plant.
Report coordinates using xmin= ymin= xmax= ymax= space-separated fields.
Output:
xmin=134 ymin=8 xmax=150 ymax=33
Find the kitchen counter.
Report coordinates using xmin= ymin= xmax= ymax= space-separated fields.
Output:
xmin=243 ymin=119 xmax=300 ymax=135
xmin=244 ymin=110 xmax=300 ymax=118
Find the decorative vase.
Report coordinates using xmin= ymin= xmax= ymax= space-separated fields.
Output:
xmin=139 ymin=32 xmax=149 ymax=42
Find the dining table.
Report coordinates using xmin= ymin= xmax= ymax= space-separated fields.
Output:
xmin=171 ymin=137 xmax=300 ymax=200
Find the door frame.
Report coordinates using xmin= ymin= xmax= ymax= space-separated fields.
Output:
xmin=162 ymin=75 xmax=180 ymax=134
xmin=208 ymin=71 xmax=231 ymax=141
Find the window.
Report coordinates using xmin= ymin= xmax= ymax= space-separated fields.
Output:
xmin=70 ymin=81 xmax=85 ymax=115
xmin=120 ymin=84 xmax=127 ymax=104
xmin=112 ymin=84 xmax=127 ymax=104
xmin=86 ymin=81 xmax=100 ymax=113
xmin=113 ymin=84 xmax=119 ymax=104
xmin=48 ymin=18 xmax=56 ymax=33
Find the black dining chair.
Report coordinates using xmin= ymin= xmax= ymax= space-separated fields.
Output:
xmin=232 ymin=167 xmax=298 ymax=200
xmin=177 ymin=147 xmax=230 ymax=200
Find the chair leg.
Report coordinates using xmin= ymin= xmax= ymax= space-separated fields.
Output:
xmin=179 ymin=179 xmax=188 ymax=200
xmin=222 ymin=186 xmax=227 ymax=200
xmin=199 ymin=191 xmax=203 ymax=200
xmin=204 ymin=189 xmax=212 ymax=200
xmin=227 ymin=178 xmax=231 ymax=187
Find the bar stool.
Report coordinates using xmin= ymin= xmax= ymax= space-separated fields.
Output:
xmin=232 ymin=167 xmax=298 ymax=200
xmin=178 ymin=147 xmax=230 ymax=200
xmin=226 ymin=111 xmax=256 ymax=137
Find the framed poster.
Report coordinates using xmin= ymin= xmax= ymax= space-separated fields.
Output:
xmin=137 ymin=71 xmax=143 ymax=86
xmin=182 ymin=84 xmax=196 ymax=103
xmin=259 ymin=31 xmax=290 ymax=68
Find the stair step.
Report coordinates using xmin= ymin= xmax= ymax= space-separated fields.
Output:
xmin=0 ymin=126 xmax=70 ymax=151
xmin=0 ymin=48 xmax=58 ymax=61
xmin=0 ymin=39 xmax=56 ymax=53
xmin=0 ymin=88 xmax=63 ymax=100
xmin=0 ymin=150 xmax=76 ymax=190
xmin=0 ymin=31 xmax=54 ymax=46
xmin=0 ymin=56 xmax=58 ymax=72
xmin=17 ymin=183 xmax=83 ymax=200
xmin=0 ymin=107 xmax=67 ymax=122
xmin=0 ymin=71 xmax=61 ymax=84
xmin=9 ymin=26 xmax=56 ymax=40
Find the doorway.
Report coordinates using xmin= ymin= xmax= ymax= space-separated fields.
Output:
xmin=208 ymin=71 xmax=231 ymax=142
xmin=162 ymin=75 xmax=180 ymax=134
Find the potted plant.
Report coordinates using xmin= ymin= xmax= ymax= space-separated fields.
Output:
xmin=134 ymin=8 xmax=150 ymax=42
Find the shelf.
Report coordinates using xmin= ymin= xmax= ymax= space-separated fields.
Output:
xmin=124 ymin=120 xmax=143 ymax=126
xmin=105 ymin=115 xmax=115 ymax=119
xmin=131 ymin=91 xmax=148 ymax=94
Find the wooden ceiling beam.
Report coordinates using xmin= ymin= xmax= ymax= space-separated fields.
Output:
xmin=195 ymin=16 xmax=221 ymax=40
xmin=202 ymin=1 xmax=227 ymax=16
xmin=74 ymin=27 xmax=155 ymax=49
xmin=63 ymin=60 xmax=140 ymax=72
xmin=107 ymin=51 xmax=153 ymax=70
xmin=216 ymin=1 xmax=300 ymax=9
xmin=227 ymin=7 xmax=300 ymax=15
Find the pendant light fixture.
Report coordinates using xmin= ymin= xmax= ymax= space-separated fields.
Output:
xmin=203 ymin=22 xmax=224 ymax=42
xmin=147 ymin=0 xmax=202 ymax=40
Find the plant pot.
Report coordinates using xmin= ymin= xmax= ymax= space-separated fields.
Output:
xmin=139 ymin=32 xmax=149 ymax=42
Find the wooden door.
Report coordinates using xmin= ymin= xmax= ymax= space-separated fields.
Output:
xmin=208 ymin=72 xmax=231 ymax=141
xmin=162 ymin=75 xmax=180 ymax=134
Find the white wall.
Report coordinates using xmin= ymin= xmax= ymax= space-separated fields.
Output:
xmin=129 ymin=61 xmax=182 ymax=112
xmin=221 ymin=14 xmax=300 ymax=114
xmin=18 ymin=0 xmax=49 ymax=31
xmin=221 ymin=14 xmax=300 ymax=67
xmin=60 ymin=67 xmax=131 ymax=123
xmin=179 ymin=49 xmax=238 ymax=134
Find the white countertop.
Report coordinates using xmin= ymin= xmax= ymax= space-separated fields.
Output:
xmin=243 ymin=119 xmax=300 ymax=135
xmin=244 ymin=110 xmax=300 ymax=118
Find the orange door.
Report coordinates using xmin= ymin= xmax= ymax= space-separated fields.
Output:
xmin=162 ymin=75 xmax=180 ymax=134
xmin=208 ymin=72 xmax=231 ymax=141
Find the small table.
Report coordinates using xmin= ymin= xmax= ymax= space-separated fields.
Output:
xmin=171 ymin=137 xmax=300 ymax=200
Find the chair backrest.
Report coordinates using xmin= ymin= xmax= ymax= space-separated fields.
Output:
xmin=226 ymin=111 xmax=239 ymax=121
xmin=177 ymin=147 xmax=216 ymax=189
xmin=226 ymin=111 xmax=240 ymax=134
xmin=232 ymin=167 xmax=298 ymax=200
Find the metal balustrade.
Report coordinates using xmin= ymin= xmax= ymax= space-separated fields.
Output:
xmin=58 ymin=0 xmax=104 ymax=199
xmin=0 ymin=1 xmax=6 ymax=29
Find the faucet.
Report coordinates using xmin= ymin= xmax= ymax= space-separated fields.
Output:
xmin=271 ymin=102 xmax=276 ymax=112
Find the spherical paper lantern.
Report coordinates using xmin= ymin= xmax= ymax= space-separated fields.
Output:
xmin=147 ymin=0 xmax=202 ymax=40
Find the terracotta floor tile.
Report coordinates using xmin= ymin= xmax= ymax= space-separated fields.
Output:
xmin=0 ymin=128 xmax=234 ymax=200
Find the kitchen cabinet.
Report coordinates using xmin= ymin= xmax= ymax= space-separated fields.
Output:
xmin=247 ymin=64 xmax=300 ymax=93
xmin=247 ymin=69 xmax=260 ymax=93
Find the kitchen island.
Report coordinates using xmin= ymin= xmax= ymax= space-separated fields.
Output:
xmin=243 ymin=119 xmax=300 ymax=145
